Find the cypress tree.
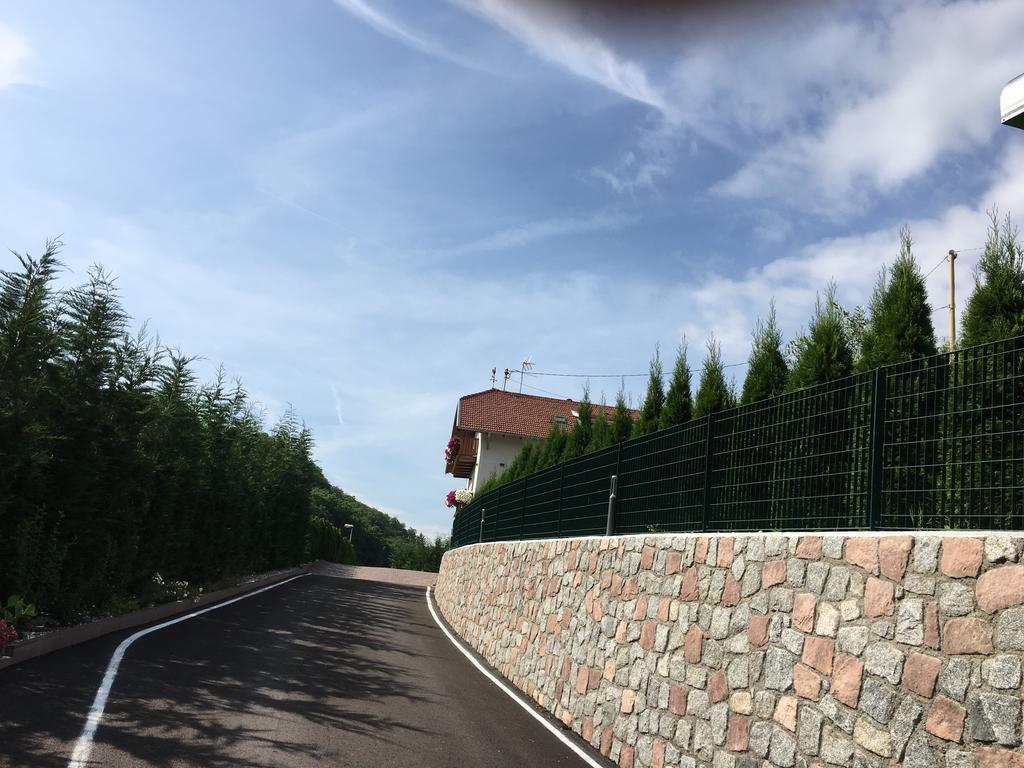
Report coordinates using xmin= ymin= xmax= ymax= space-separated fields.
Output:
xmin=632 ymin=348 xmax=664 ymax=437
xmin=566 ymin=385 xmax=594 ymax=458
xmin=787 ymin=284 xmax=854 ymax=390
xmin=858 ymin=227 xmax=937 ymax=370
xmin=611 ymin=384 xmax=633 ymax=443
xmin=659 ymin=342 xmax=693 ymax=429
xmin=591 ymin=395 xmax=612 ymax=451
xmin=537 ymin=422 xmax=568 ymax=468
xmin=693 ymin=337 xmax=734 ymax=418
xmin=961 ymin=209 xmax=1024 ymax=346
xmin=740 ymin=302 xmax=788 ymax=405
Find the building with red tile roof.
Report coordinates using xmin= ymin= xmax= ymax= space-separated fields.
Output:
xmin=444 ymin=388 xmax=631 ymax=492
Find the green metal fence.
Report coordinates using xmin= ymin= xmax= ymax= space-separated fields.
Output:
xmin=450 ymin=334 xmax=1024 ymax=547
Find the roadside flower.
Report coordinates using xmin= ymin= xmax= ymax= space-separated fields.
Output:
xmin=0 ymin=619 xmax=17 ymax=655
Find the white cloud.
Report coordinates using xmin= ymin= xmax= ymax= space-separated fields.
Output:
xmin=454 ymin=0 xmax=669 ymax=114
xmin=688 ymin=142 xmax=1024 ymax=366
xmin=332 ymin=0 xmax=489 ymax=72
xmin=0 ymin=23 xmax=30 ymax=89
xmin=450 ymin=0 xmax=1024 ymax=213
xmin=714 ymin=0 xmax=1024 ymax=213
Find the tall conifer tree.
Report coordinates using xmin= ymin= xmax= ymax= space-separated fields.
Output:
xmin=632 ymin=348 xmax=664 ymax=437
xmin=693 ymin=337 xmax=734 ymax=418
xmin=612 ymin=384 xmax=633 ymax=443
xmin=566 ymin=386 xmax=594 ymax=458
xmin=858 ymin=227 xmax=937 ymax=370
xmin=740 ymin=302 xmax=788 ymax=405
xmin=787 ymin=284 xmax=854 ymax=390
xmin=659 ymin=342 xmax=693 ymax=429
xmin=962 ymin=210 xmax=1024 ymax=346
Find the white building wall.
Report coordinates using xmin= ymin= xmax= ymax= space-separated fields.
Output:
xmin=469 ymin=432 xmax=531 ymax=493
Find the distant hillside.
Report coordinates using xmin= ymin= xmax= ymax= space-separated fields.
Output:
xmin=310 ymin=470 xmax=447 ymax=572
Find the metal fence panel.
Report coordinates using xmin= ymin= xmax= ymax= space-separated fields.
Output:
xmin=709 ymin=372 xmax=873 ymax=531
xmin=880 ymin=336 xmax=1024 ymax=530
xmin=616 ymin=421 xmax=705 ymax=534
xmin=449 ymin=334 xmax=1024 ymax=547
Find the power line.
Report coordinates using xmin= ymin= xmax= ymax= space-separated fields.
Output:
xmin=923 ymin=254 xmax=949 ymax=280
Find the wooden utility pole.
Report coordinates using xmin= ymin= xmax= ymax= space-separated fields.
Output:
xmin=949 ymin=249 xmax=957 ymax=349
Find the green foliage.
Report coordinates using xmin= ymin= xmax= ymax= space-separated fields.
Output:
xmin=0 ymin=242 xmax=330 ymax=620
xmin=2 ymin=595 xmax=37 ymax=629
xmin=962 ymin=209 xmax=1024 ymax=346
xmin=611 ymin=385 xmax=633 ymax=443
xmin=309 ymin=478 xmax=435 ymax=569
xmin=741 ymin=303 xmax=788 ymax=405
xmin=389 ymin=535 xmax=450 ymax=572
xmin=565 ymin=386 xmax=594 ymax=459
xmin=306 ymin=514 xmax=356 ymax=564
xmin=693 ymin=337 xmax=734 ymax=418
xmin=590 ymin=399 xmax=613 ymax=451
xmin=858 ymin=227 xmax=937 ymax=370
xmin=787 ymin=284 xmax=854 ymax=390
xmin=537 ymin=423 xmax=570 ymax=468
xmin=632 ymin=348 xmax=664 ymax=437
xmin=659 ymin=342 xmax=693 ymax=428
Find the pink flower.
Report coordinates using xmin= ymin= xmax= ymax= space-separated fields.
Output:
xmin=0 ymin=619 xmax=17 ymax=655
xmin=445 ymin=490 xmax=457 ymax=508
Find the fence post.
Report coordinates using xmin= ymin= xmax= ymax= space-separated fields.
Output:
xmin=868 ymin=367 xmax=887 ymax=530
xmin=556 ymin=462 xmax=565 ymax=536
xmin=606 ymin=474 xmax=618 ymax=535
xmin=701 ymin=413 xmax=716 ymax=533
xmin=479 ymin=507 xmax=486 ymax=543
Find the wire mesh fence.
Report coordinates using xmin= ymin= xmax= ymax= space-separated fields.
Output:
xmin=450 ymin=335 xmax=1024 ymax=547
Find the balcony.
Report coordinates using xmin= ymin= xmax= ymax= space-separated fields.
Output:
xmin=445 ymin=430 xmax=478 ymax=479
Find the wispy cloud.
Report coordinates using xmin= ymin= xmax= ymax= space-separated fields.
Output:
xmin=0 ymin=23 xmax=30 ymax=89
xmin=455 ymin=0 xmax=669 ymax=115
xmin=445 ymin=209 xmax=636 ymax=254
xmin=332 ymin=0 xmax=489 ymax=72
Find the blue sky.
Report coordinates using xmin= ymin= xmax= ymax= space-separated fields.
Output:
xmin=1 ymin=1 xmax=1023 ymax=538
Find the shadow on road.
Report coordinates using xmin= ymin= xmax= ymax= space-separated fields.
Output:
xmin=1 ymin=577 xmax=443 ymax=767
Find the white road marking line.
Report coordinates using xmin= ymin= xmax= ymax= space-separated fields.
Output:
xmin=425 ymin=586 xmax=606 ymax=768
xmin=68 ymin=574 xmax=307 ymax=768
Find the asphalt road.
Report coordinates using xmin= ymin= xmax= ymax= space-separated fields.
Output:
xmin=0 ymin=574 xmax=601 ymax=767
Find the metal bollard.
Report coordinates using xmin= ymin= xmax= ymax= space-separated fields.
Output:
xmin=606 ymin=475 xmax=617 ymax=536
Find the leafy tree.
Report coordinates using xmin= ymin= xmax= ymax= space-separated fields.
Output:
xmin=858 ymin=227 xmax=937 ymax=370
xmin=787 ymin=284 xmax=854 ymax=390
xmin=611 ymin=384 xmax=633 ymax=443
xmin=740 ymin=303 xmax=788 ymax=405
xmin=632 ymin=348 xmax=664 ymax=437
xmin=0 ymin=240 xmax=434 ymax=617
xmin=659 ymin=342 xmax=693 ymax=428
xmin=693 ymin=337 xmax=734 ymax=418
xmin=962 ymin=210 xmax=1024 ymax=346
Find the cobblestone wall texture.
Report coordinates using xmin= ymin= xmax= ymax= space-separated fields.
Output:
xmin=435 ymin=533 xmax=1024 ymax=768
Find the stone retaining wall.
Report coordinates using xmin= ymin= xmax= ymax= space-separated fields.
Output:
xmin=435 ymin=533 xmax=1024 ymax=768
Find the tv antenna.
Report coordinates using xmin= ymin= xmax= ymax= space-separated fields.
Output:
xmin=491 ymin=367 xmax=497 ymax=387
xmin=519 ymin=356 xmax=534 ymax=393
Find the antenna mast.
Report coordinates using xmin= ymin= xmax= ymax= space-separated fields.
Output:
xmin=520 ymin=356 xmax=534 ymax=393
